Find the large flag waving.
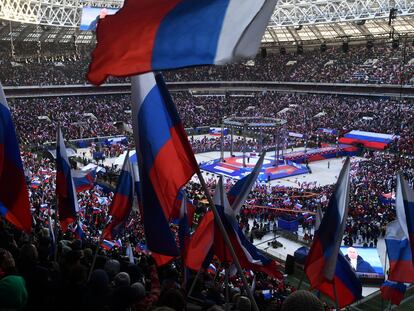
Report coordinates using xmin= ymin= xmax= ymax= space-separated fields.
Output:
xmin=56 ymin=128 xmax=78 ymax=231
xmin=395 ymin=173 xmax=414 ymax=265
xmin=103 ymin=151 xmax=134 ymax=240
xmin=0 ymin=82 xmax=31 ymax=233
xmin=131 ymin=72 xmax=198 ymax=256
xmin=385 ymin=220 xmax=414 ymax=283
xmin=87 ymin=0 xmax=278 ymax=85
xmin=305 ymin=158 xmax=362 ymax=307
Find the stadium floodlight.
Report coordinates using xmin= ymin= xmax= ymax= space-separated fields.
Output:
xmin=389 ymin=8 xmax=398 ymax=26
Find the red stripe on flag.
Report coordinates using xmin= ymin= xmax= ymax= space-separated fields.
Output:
xmin=0 ymin=156 xmax=31 ymax=232
xmin=149 ymin=126 xmax=197 ymax=220
xmin=87 ymin=0 xmax=181 ymax=85
xmin=185 ymin=211 xmax=214 ymax=271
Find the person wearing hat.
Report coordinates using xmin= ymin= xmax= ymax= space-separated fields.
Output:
xmin=132 ymin=259 xmax=161 ymax=311
xmin=281 ymin=290 xmax=324 ymax=311
xmin=0 ymin=275 xmax=28 ymax=311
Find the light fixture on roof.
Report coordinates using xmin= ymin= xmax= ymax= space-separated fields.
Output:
xmin=389 ymin=8 xmax=398 ymax=26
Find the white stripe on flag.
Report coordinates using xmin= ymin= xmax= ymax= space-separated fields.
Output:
xmin=214 ymin=0 xmax=277 ymax=64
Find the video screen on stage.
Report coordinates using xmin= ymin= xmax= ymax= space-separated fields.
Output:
xmin=340 ymin=246 xmax=384 ymax=279
xmin=80 ymin=7 xmax=119 ymax=31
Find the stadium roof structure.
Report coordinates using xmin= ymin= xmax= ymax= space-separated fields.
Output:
xmin=0 ymin=0 xmax=414 ymax=46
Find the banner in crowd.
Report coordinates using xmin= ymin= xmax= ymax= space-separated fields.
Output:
xmin=339 ymin=130 xmax=399 ymax=150
xmin=277 ymin=218 xmax=299 ymax=232
xmin=318 ymin=128 xmax=338 ymax=135
xmin=209 ymin=127 xmax=229 ymax=136
xmin=288 ymin=132 xmax=304 ymax=139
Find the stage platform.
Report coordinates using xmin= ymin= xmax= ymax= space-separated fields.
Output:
xmin=200 ymin=144 xmax=359 ymax=181
xmin=200 ymin=156 xmax=309 ymax=181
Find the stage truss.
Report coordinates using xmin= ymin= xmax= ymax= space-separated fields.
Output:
xmin=222 ymin=117 xmax=287 ymax=167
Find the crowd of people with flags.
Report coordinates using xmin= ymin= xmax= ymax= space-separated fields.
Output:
xmin=1 ymin=1 xmax=414 ymax=309
xmin=6 ymin=91 xmax=414 ymax=157
xmin=2 ymin=43 xmax=414 ymax=86
xmin=2 ymin=80 xmax=414 ymax=309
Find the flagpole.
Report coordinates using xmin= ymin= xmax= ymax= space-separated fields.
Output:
xmin=196 ymin=171 xmax=260 ymax=311
xmin=88 ymin=216 xmax=112 ymax=281
xmin=297 ymin=271 xmax=305 ymax=290
xmin=382 ymin=248 xmax=388 ymax=310
xmin=332 ymin=281 xmax=340 ymax=310
xmin=187 ymin=269 xmax=203 ymax=299
xmin=225 ymin=265 xmax=230 ymax=311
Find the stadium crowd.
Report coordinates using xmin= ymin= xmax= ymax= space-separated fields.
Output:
xmin=2 ymin=42 xmax=414 ymax=311
xmin=8 ymin=92 xmax=414 ymax=155
xmin=3 ymin=133 xmax=412 ymax=310
xmin=1 ymin=44 xmax=414 ymax=86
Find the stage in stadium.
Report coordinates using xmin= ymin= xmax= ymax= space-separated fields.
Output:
xmin=200 ymin=155 xmax=309 ymax=181
xmin=200 ymin=144 xmax=359 ymax=181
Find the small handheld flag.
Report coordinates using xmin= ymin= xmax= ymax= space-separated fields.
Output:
xmin=56 ymin=128 xmax=78 ymax=231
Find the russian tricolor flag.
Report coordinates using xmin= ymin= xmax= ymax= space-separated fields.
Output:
xmin=131 ymin=72 xmax=198 ymax=256
xmin=184 ymin=210 xmax=215 ymax=271
xmin=72 ymin=168 xmax=96 ymax=193
xmin=101 ymin=239 xmax=116 ymax=250
xmin=385 ymin=220 xmax=414 ymax=283
xmin=380 ymin=281 xmax=406 ymax=306
xmin=87 ymin=0 xmax=277 ymax=85
xmin=395 ymin=173 xmax=414 ymax=265
xmin=0 ymin=82 xmax=31 ymax=233
xmin=103 ymin=151 xmax=134 ymax=240
xmin=175 ymin=190 xmax=196 ymax=227
xmin=74 ymin=219 xmax=86 ymax=241
xmin=56 ymin=128 xmax=79 ymax=231
xmin=305 ymin=158 xmax=362 ymax=308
